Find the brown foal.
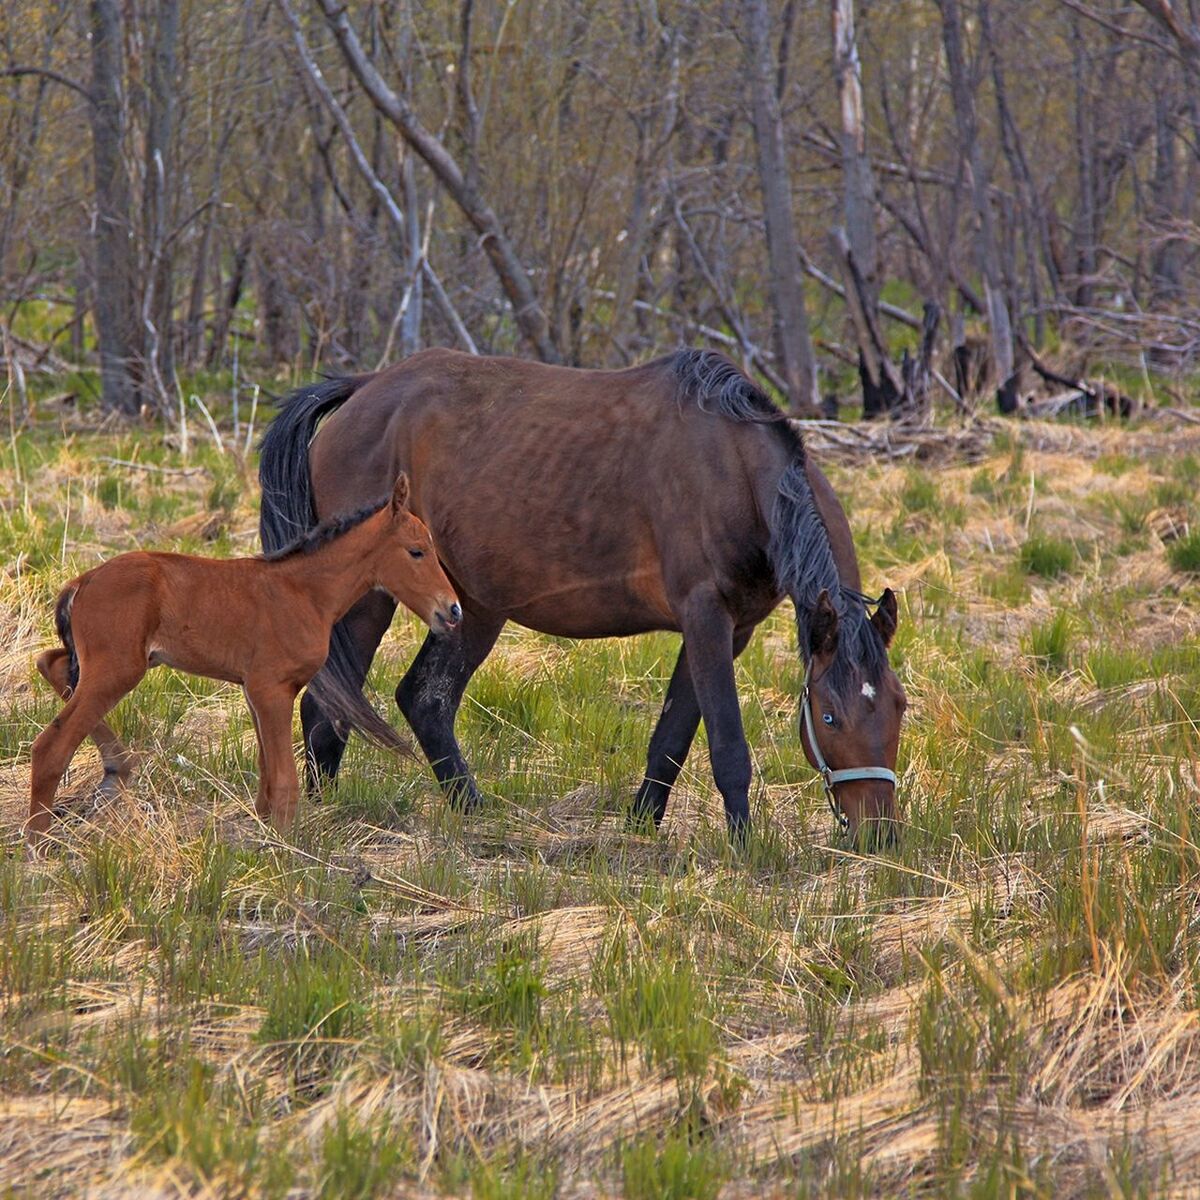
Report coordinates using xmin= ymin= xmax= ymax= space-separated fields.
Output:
xmin=29 ymin=474 xmax=460 ymax=846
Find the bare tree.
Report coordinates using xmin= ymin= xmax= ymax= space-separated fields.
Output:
xmin=831 ymin=0 xmax=904 ymax=413
xmin=89 ymin=0 xmax=139 ymax=413
xmin=312 ymin=0 xmax=559 ymax=363
xmin=742 ymin=0 xmax=820 ymax=415
xmin=936 ymin=0 xmax=1015 ymax=390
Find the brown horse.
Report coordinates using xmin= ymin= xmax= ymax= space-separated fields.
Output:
xmin=259 ymin=349 xmax=906 ymax=844
xmin=29 ymin=475 xmax=460 ymax=846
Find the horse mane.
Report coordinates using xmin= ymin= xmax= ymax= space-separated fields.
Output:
xmin=260 ymin=495 xmax=388 ymax=562
xmin=670 ymin=348 xmax=887 ymax=703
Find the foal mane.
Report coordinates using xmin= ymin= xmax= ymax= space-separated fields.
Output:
xmin=670 ymin=349 xmax=887 ymax=703
xmin=260 ymin=496 xmax=388 ymax=562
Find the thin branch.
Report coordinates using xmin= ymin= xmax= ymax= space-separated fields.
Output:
xmin=0 ymin=66 xmax=94 ymax=105
xmin=275 ymin=0 xmax=476 ymax=355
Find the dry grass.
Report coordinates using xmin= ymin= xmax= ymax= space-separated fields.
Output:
xmin=1 ymin=406 xmax=1200 ymax=1197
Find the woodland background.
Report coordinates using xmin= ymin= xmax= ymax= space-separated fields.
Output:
xmin=2 ymin=0 xmax=1199 ymax=419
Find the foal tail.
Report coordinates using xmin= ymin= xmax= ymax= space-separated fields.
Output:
xmin=54 ymin=586 xmax=80 ymax=692
xmin=259 ymin=375 xmax=413 ymax=756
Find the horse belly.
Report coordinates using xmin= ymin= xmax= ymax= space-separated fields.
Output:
xmin=505 ymin=580 xmax=678 ymax=639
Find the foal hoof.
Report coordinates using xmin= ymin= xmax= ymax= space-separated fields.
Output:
xmin=95 ymin=771 xmax=131 ymax=803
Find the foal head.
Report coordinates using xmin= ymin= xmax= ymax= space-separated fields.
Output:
xmin=373 ymin=475 xmax=462 ymax=634
xmin=799 ymin=588 xmax=905 ymax=846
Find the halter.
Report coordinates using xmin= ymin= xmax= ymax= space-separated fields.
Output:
xmin=800 ymin=658 xmax=897 ymax=832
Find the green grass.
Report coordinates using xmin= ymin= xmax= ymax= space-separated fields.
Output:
xmin=1168 ymin=528 xmax=1200 ymax=573
xmin=1018 ymin=533 xmax=1077 ymax=578
xmin=4 ymin=402 xmax=1200 ymax=1194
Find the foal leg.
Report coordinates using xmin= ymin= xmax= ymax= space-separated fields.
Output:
xmin=29 ymin=666 xmax=145 ymax=844
xmin=395 ymin=605 xmax=504 ymax=809
xmin=300 ymin=590 xmax=396 ymax=791
xmin=242 ymin=687 xmax=270 ymax=819
xmin=246 ymin=682 xmax=302 ymax=829
xmin=36 ymin=649 xmax=137 ymax=799
xmin=676 ymin=587 xmax=752 ymax=841
xmin=631 ymin=626 xmax=754 ymax=829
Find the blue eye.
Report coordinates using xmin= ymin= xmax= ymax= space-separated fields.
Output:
xmin=822 ymin=712 xmax=835 ymax=726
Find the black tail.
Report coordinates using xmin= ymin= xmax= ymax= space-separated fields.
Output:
xmin=258 ymin=376 xmax=413 ymax=756
xmin=55 ymin=586 xmax=80 ymax=692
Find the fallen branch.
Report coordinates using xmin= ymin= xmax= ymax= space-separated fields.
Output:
xmin=97 ymin=456 xmax=209 ymax=477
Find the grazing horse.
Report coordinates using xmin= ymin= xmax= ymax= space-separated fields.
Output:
xmin=29 ymin=475 xmax=460 ymax=846
xmin=259 ymin=349 xmax=906 ymax=843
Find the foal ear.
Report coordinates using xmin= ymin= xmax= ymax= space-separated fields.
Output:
xmin=390 ymin=473 xmax=411 ymax=514
xmin=870 ymin=587 xmax=898 ymax=647
xmin=809 ymin=589 xmax=840 ymax=657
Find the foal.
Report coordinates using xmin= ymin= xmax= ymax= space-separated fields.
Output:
xmin=30 ymin=474 xmax=459 ymax=846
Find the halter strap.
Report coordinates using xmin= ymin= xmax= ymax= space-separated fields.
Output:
xmin=800 ymin=660 xmax=897 ymax=831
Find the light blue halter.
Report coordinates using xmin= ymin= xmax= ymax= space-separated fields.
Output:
xmin=800 ymin=659 xmax=897 ymax=831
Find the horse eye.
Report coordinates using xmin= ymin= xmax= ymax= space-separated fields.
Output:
xmin=822 ymin=712 xmax=835 ymax=726
xmin=408 ymin=548 xmax=425 ymax=559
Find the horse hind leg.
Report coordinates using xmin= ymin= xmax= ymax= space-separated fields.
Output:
xmin=36 ymin=649 xmax=138 ymax=802
xmin=396 ymin=605 xmax=503 ymax=810
xmin=29 ymin=665 xmax=145 ymax=847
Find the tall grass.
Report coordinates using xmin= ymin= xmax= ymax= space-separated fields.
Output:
xmin=3 ymin=409 xmax=1200 ymax=1195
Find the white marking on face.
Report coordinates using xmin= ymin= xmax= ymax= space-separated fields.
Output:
xmin=861 ymin=681 xmax=876 ymax=700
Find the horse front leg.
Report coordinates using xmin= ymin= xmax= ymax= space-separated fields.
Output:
xmin=677 ymin=587 xmax=752 ymax=841
xmin=396 ymin=604 xmax=503 ymax=810
xmin=632 ymin=625 xmax=755 ymax=830
xmin=300 ymin=590 xmax=396 ymax=792
xmin=246 ymin=682 xmax=302 ymax=829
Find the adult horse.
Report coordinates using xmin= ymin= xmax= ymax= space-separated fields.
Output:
xmin=259 ymin=348 xmax=906 ymax=843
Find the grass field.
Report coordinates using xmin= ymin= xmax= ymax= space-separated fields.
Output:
xmin=2 ymin=394 xmax=1200 ymax=1197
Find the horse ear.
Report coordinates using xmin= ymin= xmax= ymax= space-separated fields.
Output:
xmin=391 ymin=473 xmax=411 ymax=514
xmin=871 ymin=587 xmax=898 ymax=647
xmin=809 ymin=589 xmax=839 ymax=657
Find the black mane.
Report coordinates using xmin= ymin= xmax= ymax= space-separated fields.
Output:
xmin=670 ymin=348 xmax=798 ymax=444
xmin=670 ymin=349 xmax=887 ymax=702
xmin=260 ymin=495 xmax=388 ymax=562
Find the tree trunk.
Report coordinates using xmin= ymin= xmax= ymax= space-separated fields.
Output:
xmin=937 ymin=0 xmax=1014 ymax=387
xmin=742 ymin=0 xmax=820 ymax=415
xmin=831 ymin=0 xmax=903 ymax=413
xmin=89 ymin=0 xmax=139 ymax=414
xmin=1069 ymin=14 xmax=1098 ymax=309
xmin=832 ymin=0 xmax=879 ymax=320
xmin=141 ymin=0 xmax=180 ymax=408
xmin=1150 ymin=73 xmax=1186 ymax=304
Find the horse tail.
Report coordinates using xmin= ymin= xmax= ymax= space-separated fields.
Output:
xmin=54 ymin=586 xmax=80 ymax=692
xmin=258 ymin=376 xmax=367 ymax=551
xmin=258 ymin=376 xmax=414 ymax=757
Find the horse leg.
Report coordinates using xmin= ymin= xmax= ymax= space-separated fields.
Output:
xmin=242 ymin=686 xmax=270 ymax=818
xmin=246 ymin=682 xmax=301 ymax=829
xmin=631 ymin=626 xmax=754 ymax=829
xmin=676 ymin=587 xmax=752 ymax=841
xmin=300 ymin=590 xmax=396 ymax=791
xmin=36 ymin=649 xmax=137 ymax=800
xmin=29 ymin=666 xmax=145 ymax=845
xmin=395 ymin=605 xmax=504 ymax=809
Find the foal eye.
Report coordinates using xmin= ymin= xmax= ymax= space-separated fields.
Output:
xmin=408 ymin=549 xmax=425 ymax=559
xmin=822 ymin=712 xmax=835 ymax=726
